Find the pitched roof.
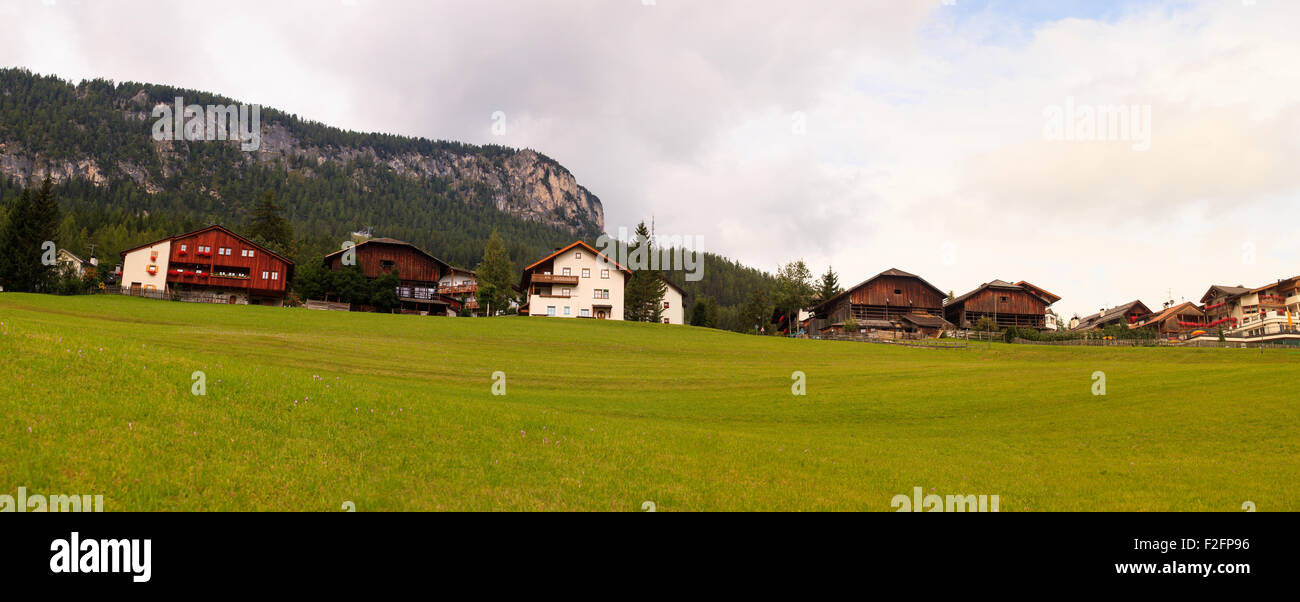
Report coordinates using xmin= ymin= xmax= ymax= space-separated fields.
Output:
xmin=119 ymin=224 xmax=294 ymax=266
xmin=1199 ymin=285 xmax=1251 ymax=303
xmin=1248 ymin=275 xmax=1300 ymax=294
xmin=946 ymin=279 xmax=1016 ymax=306
xmin=523 ymin=240 xmax=631 ymax=274
xmin=1131 ymin=301 xmax=1203 ymax=328
xmin=322 ymin=237 xmax=450 ymax=270
xmin=660 ymin=276 xmax=686 ymax=297
xmin=809 ymin=267 xmax=944 ymax=313
xmin=1015 ymin=281 xmax=1062 ymax=304
xmin=1072 ymin=300 xmax=1150 ymax=330
xmin=899 ymin=313 xmax=951 ymax=329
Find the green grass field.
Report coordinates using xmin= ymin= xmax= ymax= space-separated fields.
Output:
xmin=1 ymin=293 xmax=1296 ymax=511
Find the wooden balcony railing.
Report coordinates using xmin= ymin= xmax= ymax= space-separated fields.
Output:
xmin=530 ymin=273 xmax=579 ymax=285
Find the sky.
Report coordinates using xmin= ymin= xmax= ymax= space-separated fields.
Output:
xmin=2 ymin=0 xmax=1299 ymax=319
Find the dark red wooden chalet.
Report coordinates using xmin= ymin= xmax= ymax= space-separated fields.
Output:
xmin=122 ymin=224 xmax=294 ymax=305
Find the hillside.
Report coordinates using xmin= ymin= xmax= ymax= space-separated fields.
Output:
xmin=0 ymin=68 xmax=603 ymax=269
xmin=3 ymin=293 xmax=1295 ymax=511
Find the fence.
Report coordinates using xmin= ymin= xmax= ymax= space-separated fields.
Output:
xmin=112 ymin=286 xmax=240 ymax=304
xmin=818 ymin=333 xmax=968 ymax=349
xmin=1013 ymin=337 xmax=1300 ymax=350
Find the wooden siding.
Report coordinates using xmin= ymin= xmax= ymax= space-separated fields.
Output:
xmin=846 ymin=275 xmax=945 ymax=309
xmin=959 ymin=288 xmax=1047 ymax=315
xmin=326 ymin=242 xmax=445 ymax=285
xmin=166 ymin=228 xmax=291 ymax=296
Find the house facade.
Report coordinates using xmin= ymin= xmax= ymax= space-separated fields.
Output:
xmin=439 ymin=267 xmax=480 ymax=315
xmin=118 ymin=225 xmax=293 ymax=305
xmin=807 ymin=268 xmax=950 ymax=338
xmin=1130 ymin=301 xmax=1206 ymax=339
xmin=1071 ymin=300 xmax=1152 ymax=331
xmin=1198 ymin=278 xmax=1300 ymax=338
xmin=661 ymin=278 xmax=685 ymax=324
xmin=518 ymin=241 xmax=630 ymax=319
xmin=322 ymin=237 xmax=460 ymax=315
xmin=943 ymin=279 xmax=1060 ymax=331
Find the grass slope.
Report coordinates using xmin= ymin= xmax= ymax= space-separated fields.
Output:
xmin=1 ymin=293 xmax=1296 ymax=511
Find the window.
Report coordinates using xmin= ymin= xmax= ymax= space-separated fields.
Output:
xmin=180 ymin=244 xmax=187 ymax=251
xmin=582 ymin=268 xmax=590 ymax=278
xmin=563 ymin=306 xmax=571 ymax=315
xmin=1000 ymin=296 xmax=1009 ymax=303
xmin=601 ymin=269 xmax=609 ymax=279
xmin=894 ymin=289 xmax=902 ymax=295
xmin=271 ymin=272 xmax=279 ymax=280
xmin=562 ymin=288 xmax=571 ymax=297
xmin=562 ymin=267 xmax=571 ymax=276
xmin=663 ymin=301 xmax=670 ymax=309
xmin=248 ymin=250 xmax=254 ymax=258
xmin=575 ymin=251 xmax=582 ymax=259
xmin=593 ymin=289 xmax=609 ymax=299
xmin=240 ymin=249 xmax=248 ymax=257
xmin=262 ymin=271 xmax=269 ymax=279
xmin=547 ymin=306 xmax=556 ymax=316
xmin=663 ymin=318 xmax=670 ymax=324
xmin=381 ymin=260 xmax=395 ymax=269
xmin=580 ymin=308 xmax=590 ymax=317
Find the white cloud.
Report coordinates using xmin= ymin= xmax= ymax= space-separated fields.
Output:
xmin=2 ymin=0 xmax=1299 ymax=317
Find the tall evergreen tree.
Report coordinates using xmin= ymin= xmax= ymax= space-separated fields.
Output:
xmin=623 ymin=221 xmax=667 ymax=322
xmin=814 ymin=265 xmax=843 ymax=304
xmin=0 ymin=176 xmax=61 ymax=292
xmin=475 ymin=229 xmax=515 ymax=316
xmin=246 ymin=191 xmax=294 ymax=256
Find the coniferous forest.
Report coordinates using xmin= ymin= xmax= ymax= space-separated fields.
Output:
xmin=0 ymin=68 xmax=777 ymax=331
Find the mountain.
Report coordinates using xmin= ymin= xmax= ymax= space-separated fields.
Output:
xmin=0 ymin=68 xmax=779 ymax=330
xmin=0 ymin=68 xmax=603 ymax=269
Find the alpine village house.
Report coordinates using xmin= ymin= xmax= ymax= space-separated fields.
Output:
xmin=321 ymin=237 xmax=470 ymax=315
xmin=943 ymin=280 xmax=1061 ymax=331
xmin=807 ymin=268 xmax=951 ymax=338
xmin=119 ymin=225 xmax=293 ymax=305
xmin=518 ymin=241 xmax=630 ymax=320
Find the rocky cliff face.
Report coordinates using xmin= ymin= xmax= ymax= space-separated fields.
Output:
xmin=0 ymin=89 xmax=604 ymax=235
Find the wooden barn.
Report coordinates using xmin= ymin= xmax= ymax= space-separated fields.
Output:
xmin=807 ymin=268 xmax=950 ymax=338
xmin=119 ymin=225 xmax=293 ymax=305
xmin=322 ymin=237 xmax=460 ymax=315
xmin=943 ymin=279 xmax=1060 ymax=331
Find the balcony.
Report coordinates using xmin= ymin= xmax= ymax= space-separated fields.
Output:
xmin=530 ymin=273 xmax=579 ymax=285
xmin=441 ymin=284 xmax=477 ymax=294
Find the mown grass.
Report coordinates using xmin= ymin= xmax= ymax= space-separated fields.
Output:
xmin=1 ymin=293 xmax=1296 ymax=511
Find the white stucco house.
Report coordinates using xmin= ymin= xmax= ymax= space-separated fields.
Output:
xmin=519 ymin=241 xmax=630 ymax=320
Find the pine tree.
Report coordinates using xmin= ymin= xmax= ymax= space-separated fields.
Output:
xmin=475 ymin=229 xmax=514 ymax=316
xmin=246 ymin=191 xmax=293 ymax=256
xmin=0 ymin=177 xmax=61 ymax=292
xmin=814 ymin=265 xmax=843 ymax=304
xmin=623 ymin=221 xmax=667 ymax=321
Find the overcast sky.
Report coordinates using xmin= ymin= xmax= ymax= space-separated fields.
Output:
xmin=3 ymin=0 xmax=1299 ymax=318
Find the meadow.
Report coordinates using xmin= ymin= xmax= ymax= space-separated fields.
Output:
xmin=1 ymin=293 xmax=1295 ymax=511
